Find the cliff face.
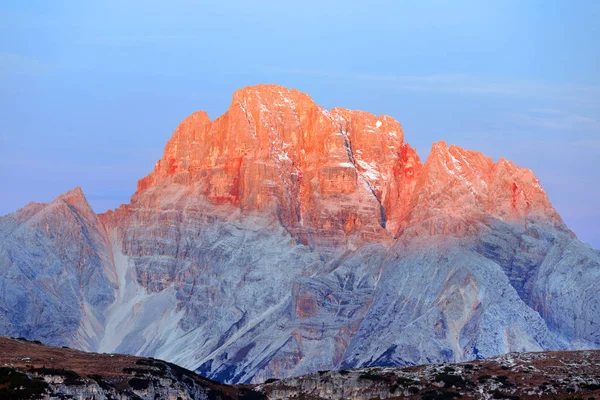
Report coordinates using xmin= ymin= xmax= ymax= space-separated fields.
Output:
xmin=1 ymin=84 xmax=599 ymax=384
xmin=399 ymin=142 xmax=561 ymax=238
xmin=113 ymin=85 xmax=415 ymax=251
xmin=112 ymin=85 xmax=559 ymax=246
xmin=0 ymin=188 xmax=114 ymax=350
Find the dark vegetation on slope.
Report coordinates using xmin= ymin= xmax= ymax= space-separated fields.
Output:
xmin=259 ymin=351 xmax=600 ymax=400
xmin=2 ymin=337 xmax=600 ymax=399
xmin=0 ymin=336 xmax=264 ymax=399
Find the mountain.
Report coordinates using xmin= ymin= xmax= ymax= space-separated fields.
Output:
xmin=1 ymin=84 xmax=599 ymax=384
xmin=0 ymin=187 xmax=114 ymax=349
xmin=2 ymin=336 xmax=600 ymax=400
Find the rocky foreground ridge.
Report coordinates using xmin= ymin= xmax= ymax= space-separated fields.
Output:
xmin=2 ymin=337 xmax=600 ymax=400
xmin=0 ymin=84 xmax=599 ymax=383
xmin=0 ymin=336 xmax=256 ymax=399
xmin=260 ymin=349 xmax=600 ymax=400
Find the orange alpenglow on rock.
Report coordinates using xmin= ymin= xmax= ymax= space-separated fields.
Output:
xmin=128 ymin=84 xmax=561 ymax=249
xmin=399 ymin=141 xmax=562 ymax=238
xmin=4 ymin=84 xmax=598 ymax=386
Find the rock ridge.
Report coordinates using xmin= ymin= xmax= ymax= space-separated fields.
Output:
xmin=1 ymin=84 xmax=597 ymax=385
xmin=111 ymin=84 xmax=562 ymax=249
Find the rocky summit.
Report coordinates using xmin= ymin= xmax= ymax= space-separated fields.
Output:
xmin=0 ymin=84 xmax=599 ymax=384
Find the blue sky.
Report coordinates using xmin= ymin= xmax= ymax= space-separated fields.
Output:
xmin=1 ymin=1 xmax=599 ymax=247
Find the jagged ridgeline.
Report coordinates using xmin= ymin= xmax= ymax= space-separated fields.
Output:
xmin=1 ymin=84 xmax=599 ymax=384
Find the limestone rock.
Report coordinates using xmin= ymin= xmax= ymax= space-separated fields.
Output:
xmin=1 ymin=85 xmax=598 ymax=384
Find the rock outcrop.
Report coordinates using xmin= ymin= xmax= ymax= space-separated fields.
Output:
xmin=115 ymin=85 xmax=414 ymax=252
xmin=0 ymin=337 xmax=258 ymax=399
xmin=1 ymin=84 xmax=599 ymax=384
xmin=259 ymin=349 xmax=600 ymax=399
xmin=2 ymin=336 xmax=600 ymax=400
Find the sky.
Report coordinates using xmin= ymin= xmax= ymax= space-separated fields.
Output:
xmin=1 ymin=1 xmax=599 ymax=247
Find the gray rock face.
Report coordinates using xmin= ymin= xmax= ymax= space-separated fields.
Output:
xmin=0 ymin=188 xmax=114 ymax=350
xmin=1 ymin=185 xmax=598 ymax=384
xmin=0 ymin=86 xmax=598 ymax=384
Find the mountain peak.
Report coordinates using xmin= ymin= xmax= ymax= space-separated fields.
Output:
xmin=57 ymin=186 xmax=87 ymax=205
xmin=178 ymin=110 xmax=211 ymax=126
xmin=231 ymin=83 xmax=297 ymax=98
xmin=128 ymin=86 xmax=561 ymax=246
xmin=4 ymin=86 xmax=597 ymax=386
xmin=230 ymin=84 xmax=316 ymax=117
xmin=50 ymin=186 xmax=101 ymax=226
xmin=399 ymin=141 xmax=562 ymax=237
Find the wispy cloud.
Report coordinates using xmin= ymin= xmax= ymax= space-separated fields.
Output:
xmin=0 ymin=159 xmax=148 ymax=174
xmin=77 ymin=35 xmax=206 ymax=46
xmin=69 ymin=145 xmax=162 ymax=155
xmin=260 ymin=66 xmax=600 ymax=105
xmin=514 ymin=108 xmax=599 ymax=130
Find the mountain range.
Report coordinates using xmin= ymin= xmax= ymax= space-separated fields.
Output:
xmin=1 ymin=84 xmax=598 ymax=384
